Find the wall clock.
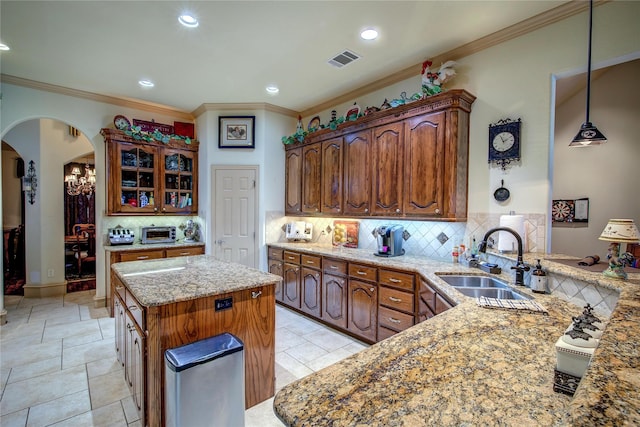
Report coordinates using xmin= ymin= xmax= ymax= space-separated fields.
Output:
xmin=488 ymin=118 xmax=521 ymax=170
xmin=113 ymin=115 xmax=131 ymax=131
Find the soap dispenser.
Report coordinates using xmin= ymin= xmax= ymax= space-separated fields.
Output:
xmin=530 ymin=259 xmax=547 ymax=294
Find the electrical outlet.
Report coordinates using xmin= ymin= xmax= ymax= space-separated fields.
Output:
xmin=47 ymin=269 xmax=54 ymax=278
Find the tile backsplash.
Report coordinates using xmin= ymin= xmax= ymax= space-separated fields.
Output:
xmin=266 ymin=211 xmax=546 ymax=262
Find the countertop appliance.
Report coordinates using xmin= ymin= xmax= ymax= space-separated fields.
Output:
xmin=375 ymin=224 xmax=405 ymax=257
xmin=286 ymin=221 xmax=313 ymax=241
xmin=108 ymin=227 xmax=135 ymax=245
xmin=141 ymin=226 xmax=177 ymax=244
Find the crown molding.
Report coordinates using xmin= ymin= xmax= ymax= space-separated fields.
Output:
xmin=300 ymin=0 xmax=608 ymax=118
xmin=192 ymin=102 xmax=298 ymax=118
xmin=0 ymin=74 xmax=194 ymax=121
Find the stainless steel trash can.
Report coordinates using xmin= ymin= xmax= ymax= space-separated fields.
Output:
xmin=165 ymin=333 xmax=245 ymax=427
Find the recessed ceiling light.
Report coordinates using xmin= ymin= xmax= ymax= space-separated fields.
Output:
xmin=138 ymin=80 xmax=155 ymax=88
xmin=360 ymin=28 xmax=378 ymax=40
xmin=178 ymin=14 xmax=199 ymax=28
xmin=0 ymin=43 xmax=10 ymax=51
xmin=266 ymin=85 xmax=279 ymax=94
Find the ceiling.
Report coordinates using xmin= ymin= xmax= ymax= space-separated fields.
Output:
xmin=1 ymin=1 xmax=572 ymax=116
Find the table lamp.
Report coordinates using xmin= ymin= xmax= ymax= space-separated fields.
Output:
xmin=598 ymin=219 xmax=640 ymax=280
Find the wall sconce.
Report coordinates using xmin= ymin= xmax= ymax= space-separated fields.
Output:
xmin=598 ymin=219 xmax=639 ymax=280
xmin=23 ymin=160 xmax=37 ymax=205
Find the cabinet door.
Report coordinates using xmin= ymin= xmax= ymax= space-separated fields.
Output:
xmin=161 ymin=149 xmax=197 ymax=214
xmin=112 ymin=142 xmax=159 ymax=214
xmin=114 ymin=295 xmax=126 ymax=366
xmin=322 ymin=273 xmax=347 ymax=329
xmin=285 ymin=148 xmax=302 ymax=214
xmin=404 ymin=111 xmax=446 ymax=216
xmin=126 ymin=316 xmax=145 ymax=425
xmin=268 ymin=259 xmax=284 ymax=302
xmin=302 ymin=143 xmax=321 ymax=214
xmin=348 ymin=280 xmax=377 ymax=342
xmin=300 ymin=267 xmax=321 ymax=317
xmin=371 ymin=122 xmax=404 ymax=216
xmin=343 ymin=130 xmax=371 ymax=215
xmin=282 ymin=263 xmax=301 ymax=308
xmin=320 ymin=138 xmax=343 ymax=214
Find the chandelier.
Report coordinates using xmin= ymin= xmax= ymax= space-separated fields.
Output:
xmin=65 ymin=163 xmax=96 ymax=196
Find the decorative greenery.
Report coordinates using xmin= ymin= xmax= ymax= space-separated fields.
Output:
xmin=281 ymin=112 xmax=365 ymax=145
xmin=124 ymin=125 xmax=192 ymax=145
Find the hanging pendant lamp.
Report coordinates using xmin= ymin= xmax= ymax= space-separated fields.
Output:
xmin=570 ymin=0 xmax=607 ymax=147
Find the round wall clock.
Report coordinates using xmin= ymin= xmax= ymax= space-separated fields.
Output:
xmin=488 ymin=118 xmax=521 ymax=170
xmin=113 ymin=115 xmax=131 ymax=130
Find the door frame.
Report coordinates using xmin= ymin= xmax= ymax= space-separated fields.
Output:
xmin=210 ymin=164 xmax=260 ymax=267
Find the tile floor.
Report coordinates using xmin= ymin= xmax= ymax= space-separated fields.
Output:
xmin=0 ymin=291 xmax=368 ymax=426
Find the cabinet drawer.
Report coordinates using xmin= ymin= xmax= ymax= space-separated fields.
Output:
xmin=283 ymin=251 xmax=301 ymax=264
xmin=165 ymin=246 xmax=204 ymax=258
xmin=378 ymin=305 xmax=414 ymax=332
xmin=125 ymin=290 xmax=145 ymax=328
xmin=119 ymin=250 xmax=164 ymax=262
xmin=379 ymin=286 xmax=414 ymax=313
xmin=323 ymin=258 xmax=347 ymax=275
xmin=114 ymin=282 xmax=126 ymax=301
xmin=268 ymin=247 xmax=284 ymax=260
xmin=378 ymin=325 xmax=398 ymax=341
xmin=379 ymin=269 xmax=415 ymax=291
xmin=348 ymin=263 xmax=377 ymax=282
xmin=301 ymin=254 xmax=321 ymax=269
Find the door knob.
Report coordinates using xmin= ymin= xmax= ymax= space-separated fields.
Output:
xmin=216 ymin=239 xmax=226 ymax=245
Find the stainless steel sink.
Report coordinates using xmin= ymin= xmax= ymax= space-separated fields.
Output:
xmin=438 ymin=275 xmax=510 ymax=289
xmin=437 ymin=274 xmax=531 ymax=301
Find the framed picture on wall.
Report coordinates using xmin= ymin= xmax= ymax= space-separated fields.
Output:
xmin=218 ymin=116 xmax=255 ymax=149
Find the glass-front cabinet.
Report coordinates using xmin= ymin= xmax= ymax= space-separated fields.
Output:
xmin=102 ymin=129 xmax=199 ymax=215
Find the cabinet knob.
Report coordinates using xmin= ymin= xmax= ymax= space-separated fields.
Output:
xmin=252 ymin=291 xmax=262 ymax=299
xmin=154 ymin=207 xmax=158 ymax=212
xmin=435 ymin=209 xmax=440 ymax=214
xmin=365 ymin=208 xmax=369 ymax=213
xmin=162 ymin=207 xmax=166 ymax=212
xmin=370 ymin=287 xmax=375 ymax=292
xmin=396 ymin=208 xmax=401 ymax=213
xmin=337 ymin=208 xmax=340 ymax=212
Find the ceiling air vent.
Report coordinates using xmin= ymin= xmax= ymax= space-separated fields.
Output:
xmin=328 ymin=50 xmax=360 ymax=68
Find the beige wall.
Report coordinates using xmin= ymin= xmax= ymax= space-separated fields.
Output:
xmin=552 ymin=59 xmax=640 ymax=258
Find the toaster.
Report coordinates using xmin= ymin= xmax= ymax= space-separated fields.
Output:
xmin=108 ymin=227 xmax=135 ymax=245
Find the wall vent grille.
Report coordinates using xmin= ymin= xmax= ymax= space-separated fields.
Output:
xmin=328 ymin=50 xmax=360 ymax=68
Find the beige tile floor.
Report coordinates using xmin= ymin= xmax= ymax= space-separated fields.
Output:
xmin=0 ymin=291 xmax=368 ymax=426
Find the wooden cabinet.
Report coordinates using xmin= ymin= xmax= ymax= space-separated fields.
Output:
xmin=285 ymin=147 xmax=302 ymax=214
xmin=343 ymin=130 xmax=372 ymax=215
xmin=418 ymin=277 xmax=454 ymax=322
xmin=321 ymin=138 xmax=343 ymax=214
xmin=114 ymin=294 xmax=126 ymax=366
xmin=371 ymin=122 xmax=404 ymax=216
xmin=348 ymin=280 xmax=378 ymax=342
xmin=301 ymin=267 xmax=321 ymax=317
xmin=284 ymin=90 xmax=475 ymax=221
xmin=282 ymin=251 xmax=301 ymax=308
xmin=302 ymin=143 xmax=322 ymax=214
xmin=378 ymin=269 xmax=416 ymax=339
xmin=102 ymin=128 xmax=199 ymax=216
xmin=268 ymin=248 xmax=284 ymax=302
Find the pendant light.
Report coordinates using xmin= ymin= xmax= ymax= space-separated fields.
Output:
xmin=570 ymin=0 xmax=607 ymax=147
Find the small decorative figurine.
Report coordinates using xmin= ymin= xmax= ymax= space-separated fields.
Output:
xmin=421 ymin=60 xmax=456 ymax=96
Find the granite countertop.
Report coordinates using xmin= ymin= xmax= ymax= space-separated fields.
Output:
xmin=104 ymin=240 xmax=205 ymax=252
xmin=111 ymin=255 xmax=281 ymax=307
xmin=270 ymin=242 xmax=640 ymax=426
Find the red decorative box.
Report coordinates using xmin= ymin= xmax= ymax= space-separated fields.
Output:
xmin=174 ymin=121 xmax=195 ymax=139
xmin=132 ymin=119 xmax=174 ymax=135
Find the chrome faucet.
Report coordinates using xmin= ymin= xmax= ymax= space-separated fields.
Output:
xmin=478 ymin=227 xmax=530 ymax=286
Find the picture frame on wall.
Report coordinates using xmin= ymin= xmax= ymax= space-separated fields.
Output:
xmin=218 ymin=116 xmax=255 ymax=149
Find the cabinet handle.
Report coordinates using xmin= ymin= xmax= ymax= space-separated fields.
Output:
xmin=179 ymin=252 xmax=190 ymax=256
xmin=389 ymin=296 xmax=402 ymax=303
xmin=329 ymin=265 xmax=338 ymax=270
xmin=115 ymin=286 xmax=123 ymax=290
xmin=128 ymin=305 xmax=138 ymax=311
xmin=288 ymin=256 xmax=296 ymax=260
xmin=137 ymin=256 xmax=149 ymax=260
xmin=388 ymin=317 xmax=402 ymax=324
xmin=389 ymin=278 xmax=402 ymax=283
xmin=252 ymin=291 xmax=262 ymax=299
xmin=306 ymin=260 xmax=314 ymax=264
xmin=357 ymin=271 xmax=367 ymax=276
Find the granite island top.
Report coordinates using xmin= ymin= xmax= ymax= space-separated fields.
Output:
xmin=111 ymin=254 xmax=281 ymax=307
xmin=269 ymin=243 xmax=640 ymax=426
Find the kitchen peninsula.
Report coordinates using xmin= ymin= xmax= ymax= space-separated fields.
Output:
xmin=111 ymin=255 xmax=281 ymax=426
xmin=271 ymin=243 xmax=640 ymax=426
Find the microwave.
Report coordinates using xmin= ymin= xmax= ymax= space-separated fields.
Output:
xmin=141 ymin=226 xmax=177 ymax=244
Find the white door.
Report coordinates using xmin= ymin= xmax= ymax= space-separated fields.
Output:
xmin=212 ymin=166 xmax=258 ymax=267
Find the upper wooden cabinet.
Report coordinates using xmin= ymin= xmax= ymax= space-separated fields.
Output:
xmin=285 ymin=147 xmax=302 ymax=214
xmin=102 ymin=129 xmax=199 ymax=215
xmin=284 ymin=89 xmax=475 ymax=221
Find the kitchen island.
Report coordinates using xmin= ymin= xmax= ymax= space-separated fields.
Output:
xmin=271 ymin=243 xmax=639 ymax=426
xmin=111 ymin=255 xmax=281 ymax=427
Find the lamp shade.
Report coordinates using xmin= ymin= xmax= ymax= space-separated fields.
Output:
xmin=598 ymin=219 xmax=640 ymax=243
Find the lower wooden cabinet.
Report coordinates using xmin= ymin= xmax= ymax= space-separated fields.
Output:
xmin=267 ymin=246 xmax=455 ymax=344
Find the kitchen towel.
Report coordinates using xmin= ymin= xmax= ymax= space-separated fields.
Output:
xmin=477 ymin=296 xmax=548 ymax=314
xmin=498 ymin=214 xmax=526 ymax=253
